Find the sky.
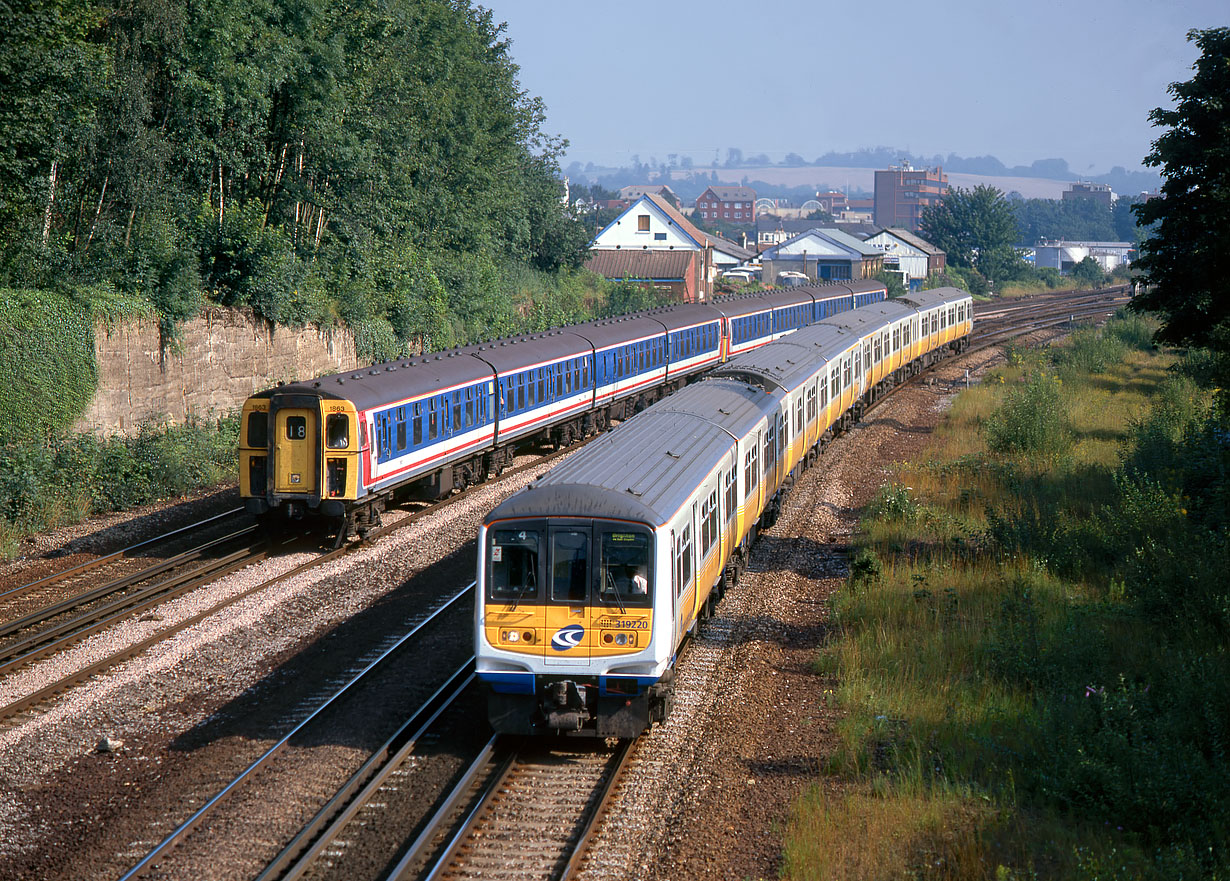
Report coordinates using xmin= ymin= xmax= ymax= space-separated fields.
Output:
xmin=479 ymin=0 xmax=1225 ymax=174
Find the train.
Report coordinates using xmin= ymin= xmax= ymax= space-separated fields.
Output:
xmin=474 ymin=287 xmax=973 ymax=737
xmin=239 ymin=280 xmax=887 ymax=538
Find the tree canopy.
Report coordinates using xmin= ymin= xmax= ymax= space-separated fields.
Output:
xmin=919 ymin=184 xmax=1024 ymax=282
xmin=1131 ymin=27 xmax=1230 ymax=353
xmin=0 ymin=0 xmax=591 ymax=355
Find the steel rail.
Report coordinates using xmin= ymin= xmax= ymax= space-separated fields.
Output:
xmin=115 ymin=582 xmax=476 ymax=881
xmin=0 ymin=525 xmax=258 ymax=646
xmin=0 ymin=538 xmax=260 ymax=678
xmin=255 ymin=662 xmax=477 ymax=881
xmin=0 ymin=506 xmax=246 ymax=604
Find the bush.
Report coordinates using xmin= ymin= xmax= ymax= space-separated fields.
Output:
xmin=984 ymin=371 xmax=1071 ymax=458
xmin=1052 ymin=326 xmax=1128 ymax=377
xmin=0 ymin=415 xmax=239 ymax=558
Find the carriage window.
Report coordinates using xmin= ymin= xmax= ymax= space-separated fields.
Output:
xmin=413 ymin=403 xmax=423 ymax=445
xmin=744 ymin=444 xmax=759 ymax=496
xmin=396 ymin=413 xmax=406 ymax=450
xmin=428 ymin=400 xmax=439 ymax=440
xmin=599 ymin=531 xmax=651 ymax=605
xmin=453 ymin=395 xmax=462 ymax=433
xmin=551 ymin=530 xmax=590 ymax=604
xmin=796 ymin=397 xmax=804 ymax=434
xmin=247 ymin=413 xmax=268 ymax=448
xmin=724 ymin=468 xmax=736 ymax=522
xmin=674 ymin=524 xmax=693 ymax=597
xmin=538 ymin=372 xmax=545 ymax=402
xmin=489 ymin=529 xmax=540 ymax=601
xmin=517 ymin=375 xmax=526 ymax=410
xmin=286 ymin=416 xmax=307 ymax=440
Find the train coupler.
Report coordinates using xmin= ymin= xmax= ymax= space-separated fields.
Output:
xmin=541 ymin=681 xmax=589 ymax=732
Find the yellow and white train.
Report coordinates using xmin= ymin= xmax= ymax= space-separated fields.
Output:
xmin=475 ymin=288 xmax=973 ymax=737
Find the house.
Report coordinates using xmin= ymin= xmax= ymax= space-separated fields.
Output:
xmin=694 ymin=186 xmax=757 ymax=223
xmin=759 ymin=229 xmax=885 ymax=284
xmin=874 ymin=163 xmax=948 ymax=230
xmin=584 ymin=250 xmax=700 ymax=303
xmin=864 ymin=228 xmax=947 ymax=289
xmin=590 ymin=193 xmax=755 ymax=300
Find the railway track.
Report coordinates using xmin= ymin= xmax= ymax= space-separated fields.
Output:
xmin=115 ymin=585 xmax=475 ymax=881
xmin=0 ymin=429 xmax=607 ymax=724
xmin=387 ymin=737 xmax=634 ymax=881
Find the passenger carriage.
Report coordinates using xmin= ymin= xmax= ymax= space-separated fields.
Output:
xmin=240 ymin=281 xmax=891 ymax=533
xmin=477 ymin=379 xmax=778 ymax=737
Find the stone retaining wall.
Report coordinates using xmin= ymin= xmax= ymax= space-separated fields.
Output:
xmin=76 ymin=309 xmax=360 ymax=434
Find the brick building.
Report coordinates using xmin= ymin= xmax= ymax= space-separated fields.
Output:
xmin=873 ymin=163 xmax=948 ymax=231
xmin=695 ymin=186 xmax=757 ymax=223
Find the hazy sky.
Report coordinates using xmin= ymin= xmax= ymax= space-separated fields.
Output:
xmin=480 ymin=0 xmax=1225 ymax=173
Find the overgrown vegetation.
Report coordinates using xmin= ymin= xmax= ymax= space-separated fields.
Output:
xmin=0 ymin=415 xmax=239 ymax=558
xmin=786 ymin=313 xmax=1230 ymax=879
xmin=0 ymin=0 xmax=593 ymax=356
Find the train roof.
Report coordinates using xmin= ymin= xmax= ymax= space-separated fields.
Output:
xmin=460 ymin=330 xmax=592 ymax=373
xmin=711 ymin=335 xmax=831 ymax=392
xmin=645 ymin=376 xmax=776 ymax=440
xmin=565 ymin=314 xmax=670 ymax=349
xmin=486 ymin=380 xmax=774 ymax=528
xmin=897 ymin=287 xmax=969 ymax=310
xmin=636 ymin=303 xmax=724 ymax=331
xmin=252 ymin=350 xmax=495 ymax=409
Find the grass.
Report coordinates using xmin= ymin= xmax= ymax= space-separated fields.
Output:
xmin=785 ymin=313 xmax=1230 ymax=880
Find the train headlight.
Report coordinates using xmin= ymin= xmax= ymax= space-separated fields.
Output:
xmin=615 ymin=633 xmax=627 ymax=646
xmin=522 ymin=630 xmax=535 ymax=644
xmin=502 ymin=630 xmax=519 ymax=643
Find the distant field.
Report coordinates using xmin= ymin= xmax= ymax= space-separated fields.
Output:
xmin=671 ymin=165 xmax=1071 ymax=199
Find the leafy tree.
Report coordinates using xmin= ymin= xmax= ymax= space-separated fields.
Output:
xmin=875 ymin=269 xmax=906 ymax=299
xmin=1070 ymin=255 xmax=1105 ymax=288
xmin=1013 ymin=196 xmax=1116 ymax=245
xmin=1132 ymin=28 xmax=1230 ymax=352
xmin=919 ymin=184 xmax=1020 ymax=275
xmin=0 ymin=0 xmax=592 ymax=353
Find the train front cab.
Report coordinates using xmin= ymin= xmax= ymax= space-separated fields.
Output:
xmin=240 ymin=392 xmax=361 ymax=519
xmin=479 ymin=517 xmax=664 ymax=738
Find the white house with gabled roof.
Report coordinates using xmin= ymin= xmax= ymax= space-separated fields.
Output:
xmin=591 ymin=193 xmax=752 ymax=300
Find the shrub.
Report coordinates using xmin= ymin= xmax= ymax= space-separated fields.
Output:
xmin=984 ymin=371 xmax=1071 ymax=458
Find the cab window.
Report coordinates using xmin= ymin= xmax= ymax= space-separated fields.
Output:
xmin=550 ymin=530 xmax=590 ymax=603
xmin=247 ymin=412 xmax=267 ymax=448
xmin=489 ymin=529 xmax=540 ymax=601
xmin=599 ymin=531 xmax=651 ymax=606
xmin=326 ymin=413 xmax=349 ymax=449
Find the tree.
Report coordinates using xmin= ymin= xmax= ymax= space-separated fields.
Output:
xmin=1131 ymin=28 xmax=1230 ymax=351
xmin=920 ymin=184 xmax=1028 ymax=283
xmin=875 ymin=269 xmax=906 ymax=298
xmin=1070 ymin=256 xmax=1105 ymax=288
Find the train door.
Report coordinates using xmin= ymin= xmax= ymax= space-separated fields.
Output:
xmin=775 ymin=410 xmax=786 ymax=486
xmin=274 ymin=406 xmax=318 ymax=494
xmin=544 ymin=524 xmax=593 ymax=666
